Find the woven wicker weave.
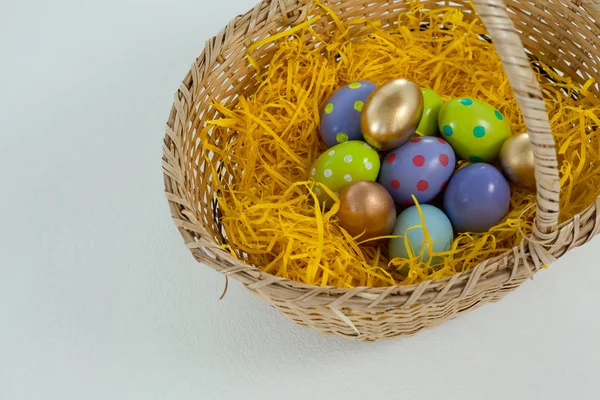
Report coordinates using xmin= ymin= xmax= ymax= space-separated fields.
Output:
xmin=163 ymin=0 xmax=600 ymax=341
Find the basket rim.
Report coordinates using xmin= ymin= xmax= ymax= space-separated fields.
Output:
xmin=163 ymin=0 xmax=600 ymax=309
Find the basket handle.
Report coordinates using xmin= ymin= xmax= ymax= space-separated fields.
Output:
xmin=471 ymin=0 xmax=561 ymax=243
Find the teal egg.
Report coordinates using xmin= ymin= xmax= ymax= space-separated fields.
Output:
xmin=389 ymin=205 xmax=454 ymax=263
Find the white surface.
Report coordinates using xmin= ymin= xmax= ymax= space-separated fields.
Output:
xmin=1 ymin=1 xmax=599 ymax=399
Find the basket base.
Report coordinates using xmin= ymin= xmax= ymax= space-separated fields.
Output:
xmin=250 ymin=275 xmax=529 ymax=342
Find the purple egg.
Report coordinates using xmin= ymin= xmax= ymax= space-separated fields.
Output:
xmin=320 ymin=81 xmax=377 ymax=147
xmin=378 ymin=137 xmax=456 ymax=205
xmin=443 ymin=163 xmax=511 ymax=232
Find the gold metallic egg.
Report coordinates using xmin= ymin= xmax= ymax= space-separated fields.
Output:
xmin=337 ymin=181 xmax=397 ymax=241
xmin=361 ymin=79 xmax=424 ymax=150
xmin=499 ymin=132 xmax=536 ymax=189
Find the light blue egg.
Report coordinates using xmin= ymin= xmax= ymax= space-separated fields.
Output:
xmin=389 ymin=205 xmax=454 ymax=263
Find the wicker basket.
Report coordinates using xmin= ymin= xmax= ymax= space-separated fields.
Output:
xmin=163 ymin=0 xmax=600 ymax=341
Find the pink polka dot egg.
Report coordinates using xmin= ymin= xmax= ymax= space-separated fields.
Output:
xmin=378 ymin=137 xmax=456 ymax=206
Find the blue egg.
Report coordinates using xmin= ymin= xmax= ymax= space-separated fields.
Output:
xmin=389 ymin=205 xmax=454 ymax=263
xmin=443 ymin=163 xmax=511 ymax=232
xmin=320 ymin=81 xmax=377 ymax=147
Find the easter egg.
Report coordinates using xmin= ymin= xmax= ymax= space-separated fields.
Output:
xmin=389 ymin=205 xmax=454 ymax=263
xmin=337 ymin=181 xmax=396 ymax=241
xmin=438 ymin=97 xmax=512 ymax=162
xmin=309 ymin=141 xmax=381 ymax=208
xmin=443 ymin=163 xmax=511 ymax=232
xmin=378 ymin=137 xmax=456 ymax=206
xmin=320 ymin=81 xmax=377 ymax=147
xmin=416 ymin=88 xmax=444 ymax=137
xmin=362 ymin=79 xmax=424 ymax=150
xmin=500 ymin=132 xmax=536 ymax=189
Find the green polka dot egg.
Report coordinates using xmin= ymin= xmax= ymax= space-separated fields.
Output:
xmin=438 ymin=97 xmax=511 ymax=163
xmin=309 ymin=141 xmax=380 ymax=207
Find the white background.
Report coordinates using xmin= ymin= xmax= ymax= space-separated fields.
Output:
xmin=1 ymin=0 xmax=599 ymax=399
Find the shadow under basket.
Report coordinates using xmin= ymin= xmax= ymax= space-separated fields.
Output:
xmin=163 ymin=0 xmax=600 ymax=341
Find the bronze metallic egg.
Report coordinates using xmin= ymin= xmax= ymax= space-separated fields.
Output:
xmin=337 ymin=181 xmax=397 ymax=241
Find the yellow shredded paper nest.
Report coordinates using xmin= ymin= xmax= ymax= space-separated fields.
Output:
xmin=204 ymin=1 xmax=600 ymax=288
